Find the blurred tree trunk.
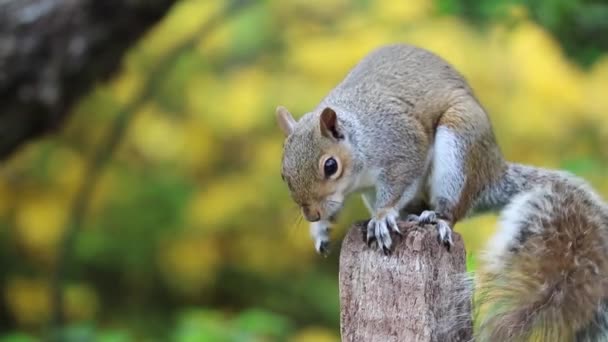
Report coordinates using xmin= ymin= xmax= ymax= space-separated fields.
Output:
xmin=0 ymin=0 xmax=176 ymax=159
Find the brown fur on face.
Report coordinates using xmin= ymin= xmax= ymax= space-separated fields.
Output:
xmin=280 ymin=108 xmax=355 ymax=222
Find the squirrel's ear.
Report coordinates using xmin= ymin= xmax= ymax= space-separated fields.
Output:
xmin=276 ymin=106 xmax=296 ymax=137
xmin=320 ymin=107 xmax=343 ymax=140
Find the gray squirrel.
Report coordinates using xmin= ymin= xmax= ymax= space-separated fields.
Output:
xmin=276 ymin=44 xmax=608 ymax=341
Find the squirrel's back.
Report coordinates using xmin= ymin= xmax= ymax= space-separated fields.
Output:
xmin=321 ymin=44 xmax=476 ymax=129
xmin=277 ymin=42 xmax=608 ymax=341
xmin=476 ymin=175 xmax=608 ymax=341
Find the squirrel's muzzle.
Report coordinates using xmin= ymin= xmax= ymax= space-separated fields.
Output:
xmin=301 ymin=205 xmax=321 ymax=222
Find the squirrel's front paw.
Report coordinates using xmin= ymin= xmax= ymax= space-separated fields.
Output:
xmin=310 ymin=221 xmax=331 ymax=257
xmin=407 ymin=210 xmax=454 ymax=250
xmin=366 ymin=208 xmax=401 ymax=255
xmin=315 ymin=239 xmax=330 ymax=256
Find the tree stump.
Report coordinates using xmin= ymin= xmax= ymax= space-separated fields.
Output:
xmin=339 ymin=221 xmax=472 ymax=342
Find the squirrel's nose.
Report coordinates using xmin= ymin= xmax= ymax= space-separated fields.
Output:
xmin=302 ymin=206 xmax=321 ymax=222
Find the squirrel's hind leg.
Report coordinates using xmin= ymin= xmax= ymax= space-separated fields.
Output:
xmin=407 ymin=125 xmax=466 ymax=248
xmin=420 ymin=103 xmax=503 ymax=248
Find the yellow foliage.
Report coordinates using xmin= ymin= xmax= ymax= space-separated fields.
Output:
xmin=280 ymin=216 xmax=320 ymax=264
xmin=180 ymin=119 xmax=216 ymax=172
xmin=197 ymin=15 xmax=231 ymax=56
xmin=274 ymin=0 xmax=350 ymax=20
xmin=506 ymin=22 xmax=584 ymax=122
xmin=457 ymin=214 xmax=499 ymax=254
xmin=108 ymin=67 xmax=144 ymax=106
xmin=138 ymin=1 xmax=221 ymax=62
xmin=222 ymin=68 xmax=268 ymax=133
xmin=601 ymin=182 xmax=608 ymax=198
xmin=372 ymin=0 xmax=434 ymax=23
xmin=187 ymin=67 xmax=269 ymax=134
xmin=157 ymin=236 xmax=221 ymax=295
xmin=271 ymin=73 xmax=331 ymax=117
xmin=251 ymin=138 xmax=283 ymax=175
xmin=188 ymin=176 xmax=259 ymax=231
xmin=502 ymin=93 xmax=563 ymax=138
xmin=130 ymin=103 xmax=186 ymax=162
xmin=186 ymin=74 xmax=216 ymax=118
xmin=585 ymin=56 xmax=608 ymax=120
xmin=289 ymin=326 xmax=340 ymax=342
xmin=4 ymin=278 xmax=95 ymax=327
xmin=5 ymin=277 xmax=50 ymax=327
xmin=402 ymin=17 xmax=483 ymax=74
xmin=1 ymin=0 xmax=608 ymax=336
xmin=232 ymin=231 xmax=311 ymax=277
xmin=48 ymin=147 xmax=85 ymax=196
xmin=286 ymin=28 xmax=397 ymax=83
xmin=15 ymin=193 xmax=68 ymax=259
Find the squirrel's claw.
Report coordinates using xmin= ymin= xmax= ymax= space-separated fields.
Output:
xmin=418 ymin=210 xmax=437 ymax=224
xmin=315 ymin=239 xmax=331 ymax=257
xmin=389 ymin=214 xmax=403 ymax=235
xmin=361 ymin=221 xmax=377 ymax=247
xmin=406 ymin=214 xmax=420 ymax=222
xmin=436 ymin=220 xmax=453 ymax=250
xmin=310 ymin=221 xmax=331 ymax=256
xmin=366 ymin=208 xmax=400 ymax=254
xmin=366 ymin=234 xmax=376 ymax=248
xmin=412 ymin=210 xmax=454 ymax=251
xmin=368 ymin=218 xmax=392 ymax=253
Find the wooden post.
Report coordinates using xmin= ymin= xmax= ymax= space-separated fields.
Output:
xmin=339 ymin=221 xmax=473 ymax=342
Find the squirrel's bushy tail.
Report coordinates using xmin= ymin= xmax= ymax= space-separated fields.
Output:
xmin=475 ymin=181 xmax=608 ymax=342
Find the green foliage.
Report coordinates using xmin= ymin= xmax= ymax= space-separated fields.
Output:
xmin=172 ymin=308 xmax=294 ymax=342
xmin=0 ymin=333 xmax=36 ymax=342
xmin=173 ymin=309 xmax=231 ymax=342
xmin=233 ymin=308 xmax=293 ymax=339
xmin=466 ymin=253 xmax=476 ymax=273
xmin=447 ymin=0 xmax=608 ymax=67
xmin=229 ymin=2 xmax=278 ymax=63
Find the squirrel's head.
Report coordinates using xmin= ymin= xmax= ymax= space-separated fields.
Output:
xmin=276 ymin=106 xmax=354 ymax=223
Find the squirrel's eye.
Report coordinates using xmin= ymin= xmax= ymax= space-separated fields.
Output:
xmin=324 ymin=157 xmax=338 ymax=177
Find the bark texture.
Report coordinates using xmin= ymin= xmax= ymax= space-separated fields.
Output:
xmin=339 ymin=221 xmax=473 ymax=342
xmin=0 ymin=0 xmax=176 ymax=159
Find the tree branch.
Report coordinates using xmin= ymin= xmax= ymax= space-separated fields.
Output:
xmin=48 ymin=0 xmax=254 ymax=336
xmin=0 ymin=0 xmax=177 ymax=159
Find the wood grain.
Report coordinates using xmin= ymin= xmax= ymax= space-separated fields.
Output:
xmin=339 ymin=221 xmax=472 ymax=342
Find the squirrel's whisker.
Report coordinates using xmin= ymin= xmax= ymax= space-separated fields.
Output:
xmin=275 ymin=43 xmax=608 ymax=340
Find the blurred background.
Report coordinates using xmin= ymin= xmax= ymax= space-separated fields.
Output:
xmin=0 ymin=0 xmax=607 ymax=340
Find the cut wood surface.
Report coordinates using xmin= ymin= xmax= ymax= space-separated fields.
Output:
xmin=339 ymin=221 xmax=472 ymax=342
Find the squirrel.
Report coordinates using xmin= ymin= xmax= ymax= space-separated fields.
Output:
xmin=276 ymin=44 xmax=608 ymax=341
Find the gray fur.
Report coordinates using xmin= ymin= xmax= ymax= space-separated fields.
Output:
xmin=318 ymin=44 xmax=473 ymax=173
xmin=576 ymin=299 xmax=608 ymax=342
xmin=278 ymin=44 xmax=608 ymax=339
xmin=472 ymin=163 xmax=576 ymax=214
xmin=280 ymin=44 xmax=492 ymax=252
